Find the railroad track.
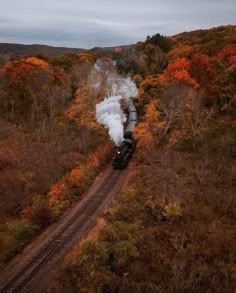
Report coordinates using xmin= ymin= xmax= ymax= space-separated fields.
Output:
xmin=0 ymin=168 xmax=124 ymax=293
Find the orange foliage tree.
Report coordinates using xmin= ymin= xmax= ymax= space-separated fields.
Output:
xmin=0 ymin=57 xmax=71 ymax=121
xmin=25 ymin=57 xmax=49 ymax=68
xmin=138 ymin=76 xmax=163 ymax=114
xmin=134 ymin=122 xmax=154 ymax=150
xmin=160 ymin=58 xmax=199 ymax=88
xmin=168 ymin=45 xmax=193 ymax=61
xmin=134 ymin=100 xmax=165 ymax=150
xmin=78 ymin=53 xmax=96 ymax=64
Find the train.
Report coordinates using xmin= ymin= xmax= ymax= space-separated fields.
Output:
xmin=112 ymin=101 xmax=138 ymax=169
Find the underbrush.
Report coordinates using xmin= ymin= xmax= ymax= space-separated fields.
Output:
xmin=0 ymin=119 xmax=113 ymax=265
xmin=173 ymin=116 xmax=236 ymax=157
xmin=47 ymin=141 xmax=235 ymax=292
xmin=2 ymin=220 xmax=40 ymax=261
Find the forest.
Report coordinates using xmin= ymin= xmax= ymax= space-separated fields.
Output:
xmin=0 ymin=25 xmax=235 ymax=292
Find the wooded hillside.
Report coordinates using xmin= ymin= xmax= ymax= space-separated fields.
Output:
xmin=0 ymin=25 xmax=235 ymax=292
xmin=47 ymin=25 xmax=236 ymax=292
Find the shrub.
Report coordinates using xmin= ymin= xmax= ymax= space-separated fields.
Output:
xmin=164 ymin=202 xmax=184 ymax=218
xmin=48 ymin=180 xmax=71 ymax=205
xmin=51 ymin=200 xmax=71 ymax=219
xmin=8 ymin=220 xmax=39 ymax=244
xmin=4 ymin=220 xmax=40 ymax=260
xmin=31 ymin=205 xmax=53 ymax=228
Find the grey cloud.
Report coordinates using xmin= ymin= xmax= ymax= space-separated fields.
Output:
xmin=0 ymin=0 xmax=235 ymax=48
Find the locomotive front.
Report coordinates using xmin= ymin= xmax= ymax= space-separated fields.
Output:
xmin=112 ymin=101 xmax=138 ymax=169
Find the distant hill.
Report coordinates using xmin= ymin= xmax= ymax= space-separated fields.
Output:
xmin=1 ymin=25 xmax=235 ymax=61
xmin=0 ymin=43 xmax=85 ymax=58
xmin=170 ymin=25 xmax=236 ymax=55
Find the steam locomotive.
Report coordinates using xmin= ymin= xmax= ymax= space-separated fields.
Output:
xmin=112 ymin=102 xmax=137 ymax=169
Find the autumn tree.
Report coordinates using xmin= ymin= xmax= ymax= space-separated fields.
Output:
xmin=189 ymin=54 xmax=216 ymax=97
xmin=157 ymin=85 xmax=187 ymax=135
xmin=0 ymin=57 xmax=71 ymax=122
xmin=177 ymin=88 xmax=212 ymax=150
xmin=115 ymin=46 xmax=146 ymax=75
xmin=143 ymin=44 xmax=168 ymax=74
xmin=49 ymin=54 xmax=74 ymax=70
xmin=134 ymin=100 xmax=165 ymax=150
xmin=65 ymin=62 xmax=109 ymax=153
xmin=168 ymin=45 xmax=193 ymax=61
xmin=160 ymin=57 xmax=198 ymax=88
xmin=78 ymin=52 xmax=96 ymax=64
xmin=138 ymin=76 xmax=163 ymax=114
xmin=216 ymin=45 xmax=236 ymax=68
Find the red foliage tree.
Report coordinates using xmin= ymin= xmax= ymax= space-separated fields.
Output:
xmin=190 ymin=54 xmax=216 ymax=94
xmin=216 ymin=45 xmax=236 ymax=68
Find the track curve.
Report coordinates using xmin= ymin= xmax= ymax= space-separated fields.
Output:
xmin=0 ymin=167 xmax=126 ymax=293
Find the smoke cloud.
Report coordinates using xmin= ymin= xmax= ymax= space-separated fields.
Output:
xmin=96 ymin=95 xmax=126 ymax=146
xmin=108 ymin=76 xmax=138 ymax=100
xmin=94 ymin=61 xmax=138 ymax=145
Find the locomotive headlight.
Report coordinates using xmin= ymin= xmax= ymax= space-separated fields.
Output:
xmin=118 ymin=151 xmax=120 ymax=154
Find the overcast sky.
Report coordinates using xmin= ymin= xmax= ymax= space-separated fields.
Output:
xmin=0 ymin=0 xmax=235 ymax=48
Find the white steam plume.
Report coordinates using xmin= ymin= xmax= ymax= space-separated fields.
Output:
xmin=108 ymin=76 xmax=138 ymax=100
xmin=94 ymin=60 xmax=138 ymax=146
xmin=96 ymin=96 xmax=126 ymax=146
